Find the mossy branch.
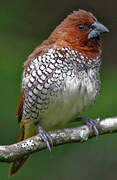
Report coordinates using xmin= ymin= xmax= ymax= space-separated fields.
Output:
xmin=0 ymin=116 xmax=117 ymax=163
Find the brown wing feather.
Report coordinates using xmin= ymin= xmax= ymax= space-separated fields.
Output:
xmin=16 ymin=91 xmax=24 ymax=123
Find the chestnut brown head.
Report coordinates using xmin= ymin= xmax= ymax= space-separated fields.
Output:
xmin=49 ymin=9 xmax=109 ymax=57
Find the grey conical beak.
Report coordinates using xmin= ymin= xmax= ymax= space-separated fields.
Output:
xmin=88 ymin=21 xmax=109 ymax=40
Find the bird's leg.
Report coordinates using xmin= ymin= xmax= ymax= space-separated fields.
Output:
xmin=75 ymin=117 xmax=99 ymax=136
xmin=35 ymin=122 xmax=52 ymax=151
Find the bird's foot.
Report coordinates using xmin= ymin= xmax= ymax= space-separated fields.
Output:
xmin=35 ymin=123 xmax=52 ymax=151
xmin=78 ymin=117 xmax=99 ymax=136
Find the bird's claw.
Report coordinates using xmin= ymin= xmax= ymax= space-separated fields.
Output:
xmin=81 ymin=117 xmax=99 ymax=136
xmin=36 ymin=123 xmax=52 ymax=151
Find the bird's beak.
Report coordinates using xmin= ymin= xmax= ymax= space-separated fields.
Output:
xmin=88 ymin=21 xmax=109 ymax=40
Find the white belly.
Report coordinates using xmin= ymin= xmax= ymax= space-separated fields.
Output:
xmin=39 ymin=69 xmax=99 ymax=130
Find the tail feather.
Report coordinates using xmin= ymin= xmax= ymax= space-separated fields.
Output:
xmin=8 ymin=156 xmax=28 ymax=177
xmin=8 ymin=122 xmax=38 ymax=177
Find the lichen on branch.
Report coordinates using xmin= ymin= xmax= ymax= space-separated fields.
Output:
xmin=0 ymin=116 xmax=117 ymax=163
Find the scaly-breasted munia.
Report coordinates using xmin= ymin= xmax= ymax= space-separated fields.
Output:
xmin=8 ymin=9 xmax=109 ymax=176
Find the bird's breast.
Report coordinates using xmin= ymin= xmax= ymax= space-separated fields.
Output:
xmin=40 ymin=68 xmax=100 ymax=130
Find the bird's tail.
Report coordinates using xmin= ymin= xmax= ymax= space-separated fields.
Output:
xmin=8 ymin=121 xmax=38 ymax=177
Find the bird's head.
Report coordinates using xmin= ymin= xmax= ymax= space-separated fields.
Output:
xmin=49 ymin=9 xmax=109 ymax=58
xmin=27 ymin=10 xmax=109 ymax=66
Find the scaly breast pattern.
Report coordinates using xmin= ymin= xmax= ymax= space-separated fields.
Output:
xmin=22 ymin=47 xmax=101 ymax=130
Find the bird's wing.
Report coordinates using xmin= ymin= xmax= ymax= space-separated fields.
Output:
xmin=16 ymin=91 xmax=24 ymax=123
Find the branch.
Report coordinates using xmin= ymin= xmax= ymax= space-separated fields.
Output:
xmin=0 ymin=116 xmax=117 ymax=163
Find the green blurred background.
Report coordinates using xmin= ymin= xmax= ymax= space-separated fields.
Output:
xmin=0 ymin=0 xmax=116 ymax=180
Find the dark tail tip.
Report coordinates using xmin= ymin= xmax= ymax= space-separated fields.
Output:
xmin=8 ymin=156 xmax=28 ymax=177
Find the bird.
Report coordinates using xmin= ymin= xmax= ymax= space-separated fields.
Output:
xmin=8 ymin=9 xmax=109 ymax=176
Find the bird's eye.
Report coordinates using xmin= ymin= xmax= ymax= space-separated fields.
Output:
xmin=77 ymin=24 xmax=88 ymax=32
